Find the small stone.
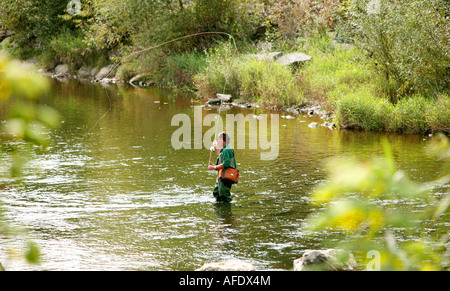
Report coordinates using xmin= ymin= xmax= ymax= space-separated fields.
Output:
xmin=308 ymin=122 xmax=320 ymax=128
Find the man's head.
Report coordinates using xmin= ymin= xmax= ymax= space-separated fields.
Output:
xmin=217 ymin=131 xmax=230 ymax=147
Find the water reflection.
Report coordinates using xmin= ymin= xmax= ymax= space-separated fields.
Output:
xmin=0 ymin=78 xmax=446 ymax=270
xmin=213 ymin=202 xmax=239 ymax=252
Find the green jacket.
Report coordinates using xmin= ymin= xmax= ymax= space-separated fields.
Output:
xmin=217 ymin=145 xmax=236 ymax=169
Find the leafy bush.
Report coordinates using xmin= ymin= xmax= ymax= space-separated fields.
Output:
xmin=347 ymin=0 xmax=450 ymax=100
xmin=0 ymin=0 xmax=73 ymax=58
xmin=265 ymin=0 xmax=344 ymax=39
xmin=304 ymin=137 xmax=450 ymax=270
xmin=40 ymin=29 xmax=93 ymax=70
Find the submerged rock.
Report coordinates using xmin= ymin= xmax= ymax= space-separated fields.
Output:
xmin=308 ymin=122 xmax=320 ymax=128
xmin=196 ymin=260 xmax=255 ymax=271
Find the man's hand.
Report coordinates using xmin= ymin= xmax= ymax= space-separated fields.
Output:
xmin=208 ymin=165 xmax=215 ymax=170
xmin=211 ymin=139 xmax=220 ymax=153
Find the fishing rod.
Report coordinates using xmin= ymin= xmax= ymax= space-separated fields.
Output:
xmin=104 ymin=31 xmax=238 ymax=80
xmin=99 ymin=32 xmax=238 ymax=165
xmin=208 ymin=39 xmax=237 ymax=165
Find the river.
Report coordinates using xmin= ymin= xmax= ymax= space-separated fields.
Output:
xmin=0 ymin=79 xmax=447 ymax=270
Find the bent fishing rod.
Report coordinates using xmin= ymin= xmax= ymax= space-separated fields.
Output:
xmin=97 ymin=32 xmax=238 ymax=166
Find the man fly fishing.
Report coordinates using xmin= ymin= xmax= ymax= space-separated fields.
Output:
xmin=208 ymin=131 xmax=239 ymax=203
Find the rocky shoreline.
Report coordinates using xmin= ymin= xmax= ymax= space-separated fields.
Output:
xmin=206 ymin=95 xmax=335 ymax=130
xmin=38 ymin=61 xmax=334 ymax=130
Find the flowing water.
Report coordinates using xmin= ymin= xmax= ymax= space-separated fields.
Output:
xmin=0 ymin=79 xmax=447 ymax=270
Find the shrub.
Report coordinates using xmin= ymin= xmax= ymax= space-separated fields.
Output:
xmin=155 ymin=51 xmax=207 ymax=89
xmin=40 ymin=29 xmax=93 ymax=70
xmin=266 ymin=0 xmax=344 ymax=39
xmin=347 ymin=0 xmax=450 ymax=99
xmin=0 ymin=0 xmax=73 ymax=58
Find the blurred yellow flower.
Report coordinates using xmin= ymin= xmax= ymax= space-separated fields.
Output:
xmin=334 ymin=208 xmax=366 ymax=232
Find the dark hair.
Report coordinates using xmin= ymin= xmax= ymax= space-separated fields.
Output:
xmin=218 ymin=131 xmax=230 ymax=144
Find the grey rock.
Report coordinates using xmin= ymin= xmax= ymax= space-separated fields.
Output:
xmin=88 ymin=68 xmax=96 ymax=77
xmin=248 ymin=52 xmax=283 ymax=61
xmin=293 ymin=249 xmax=357 ymax=271
xmin=277 ymin=53 xmax=312 ymax=67
xmin=78 ymin=66 xmax=93 ymax=78
xmin=308 ymin=122 xmax=320 ymax=129
xmin=95 ymin=65 xmax=114 ymax=80
xmin=129 ymin=74 xmax=143 ymax=84
xmin=216 ymin=93 xmax=232 ymax=102
xmin=54 ymin=64 xmax=69 ymax=75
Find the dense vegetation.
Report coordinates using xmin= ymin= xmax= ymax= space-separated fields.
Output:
xmin=1 ymin=0 xmax=449 ymax=133
xmin=1 ymin=0 xmax=449 ymax=270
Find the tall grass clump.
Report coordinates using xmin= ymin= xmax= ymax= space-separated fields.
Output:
xmin=334 ymin=91 xmax=450 ymax=134
xmin=333 ymin=89 xmax=394 ymax=131
xmin=301 ymin=36 xmax=374 ymax=97
xmin=155 ymin=51 xmax=207 ymax=90
xmin=393 ymin=94 xmax=450 ymax=134
xmin=194 ymin=42 xmax=305 ymax=107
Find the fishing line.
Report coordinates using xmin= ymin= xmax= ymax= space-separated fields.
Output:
xmin=104 ymin=31 xmax=237 ymax=80
xmin=88 ymin=86 xmax=112 ymax=132
xmin=89 ymin=31 xmax=238 ymax=133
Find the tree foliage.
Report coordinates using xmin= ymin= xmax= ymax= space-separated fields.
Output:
xmin=346 ymin=0 xmax=450 ymax=100
xmin=0 ymin=0 xmax=73 ymax=57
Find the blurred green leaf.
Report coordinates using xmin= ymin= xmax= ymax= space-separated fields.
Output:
xmin=3 ymin=59 xmax=50 ymax=100
xmin=25 ymin=241 xmax=40 ymax=264
xmin=36 ymin=105 xmax=61 ymax=129
xmin=3 ymin=118 xmax=26 ymax=139
xmin=305 ymin=137 xmax=449 ymax=270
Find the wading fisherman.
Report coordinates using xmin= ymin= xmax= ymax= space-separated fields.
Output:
xmin=208 ymin=131 xmax=237 ymax=203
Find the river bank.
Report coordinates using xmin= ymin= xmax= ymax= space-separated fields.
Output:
xmin=36 ymin=56 xmax=333 ymax=128
xmin=35 ymin=38 xmax=449 ymax=137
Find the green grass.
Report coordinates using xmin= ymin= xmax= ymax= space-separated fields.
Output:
xmin=294 ymin=34 xmax=450 ymax=134
xmin=194 ymin=42 xmax=305 ymax=107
